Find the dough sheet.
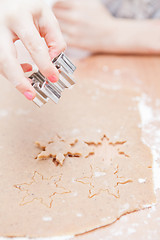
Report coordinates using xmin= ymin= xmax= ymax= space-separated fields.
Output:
xmin=0 ymin=60 xmax=155 ymax=237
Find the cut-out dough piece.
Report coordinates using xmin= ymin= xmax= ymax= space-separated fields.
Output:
xmin=36 ymin=136 xmax=93 ymax=165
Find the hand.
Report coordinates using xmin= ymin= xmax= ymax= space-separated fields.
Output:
xmin=53 ymin=0 xmax=160 ymax=55
xmin=53 ymin=0 xmax=113 ymax=53
xmin=0 ymin=0 xmax=66 ymax=100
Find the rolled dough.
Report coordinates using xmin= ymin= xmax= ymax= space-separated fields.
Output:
xmin=0 ymin=61 xmax=155 ymax=237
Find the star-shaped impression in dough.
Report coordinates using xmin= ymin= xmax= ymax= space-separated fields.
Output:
xmin=36 ymin=135 xmax=94 ymax=165
xmin=14 ymin=171 xmax=71 ymax=208
xmin=75 ymin=135 xmax=132 ymax=199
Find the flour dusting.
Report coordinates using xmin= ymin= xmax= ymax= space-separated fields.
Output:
xmin=138 ymin=94 xmax=160 ymax=192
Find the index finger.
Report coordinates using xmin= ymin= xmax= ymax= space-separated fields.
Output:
xmin=0 ymin=28 xmax=36 ymax=100
xmin=39 ymin=6 xmax=66 ymax=59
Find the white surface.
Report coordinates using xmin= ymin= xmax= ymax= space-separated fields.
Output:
xmin=138 ymin=94 xmax=160 ymax=192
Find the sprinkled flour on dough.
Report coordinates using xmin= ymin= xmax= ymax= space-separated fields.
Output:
xmin=138 ymin=94 xmax=160 ymax=192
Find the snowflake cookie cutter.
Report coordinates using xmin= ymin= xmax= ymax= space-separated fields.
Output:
xmin=28 ymin=52 xmax=76 ymax=107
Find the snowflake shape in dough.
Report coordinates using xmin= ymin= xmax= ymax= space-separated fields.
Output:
xmin=76 ymin=165 xmax=132 ymax=199
xmin=75 ymin=136 xmax=132 ymax=199
xmin=36 ymin=135 xmax=93 ymax=165
xmin=14 ymin=171 xmax=71 ymax=208
xmin=94 ymin=135 xmax=129 ymax=169
xmin=75 ymin=165 xmax=117 ymax=198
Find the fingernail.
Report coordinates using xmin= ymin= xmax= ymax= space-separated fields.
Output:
xmin=26 ymin=66 xmax=33 ymax=72
xmin=48 ymin=75 xmax=58 ymax=83
xmin=24 ymin=91 xmax=33 ymax=100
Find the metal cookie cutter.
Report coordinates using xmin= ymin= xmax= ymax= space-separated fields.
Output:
xmin=29 ymin=52 xmax=76 ymax=107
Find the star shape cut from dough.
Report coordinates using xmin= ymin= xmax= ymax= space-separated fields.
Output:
xmin=14 ymin=171 xmax=71 ymax=208
xmin=36 ymin=135 xmax=93 ymax=165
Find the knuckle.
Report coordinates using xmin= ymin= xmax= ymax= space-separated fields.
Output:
xmin=24 ymin=34 xmax=37 ymax=51
xmin=40 ymin=64 xmax=53 ymax=75
xmin=25 ymin=36 xmax=46 ymax=55
xmin=30 ymin=44 xmax=45 ymax=55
